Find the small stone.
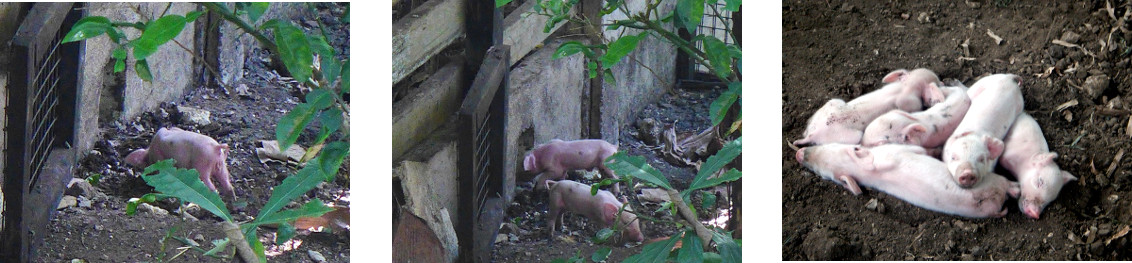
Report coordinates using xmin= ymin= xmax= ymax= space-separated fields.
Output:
xmin=65 ymin=178 xmax=99 ymax=198
xmin=308 ymin=250 xmax=327 ymax=263
xmin=138 ymin=203 xmax=169 ymax=216
xmin=94 ymin=224 xmax=104 ymax=231
xmin=177 ymin=106 xmax=212 ymax=126
xmin=76 ymin=196 xmax=92 ymax=208
xmin=865 ymin=198 xmax=878 ymax=210
xmin=1061 ymin=31 xmax=1081 ymax=44
xmin=1083 ymin=75 xmax=1111 ymax=100
xmin=57 ymin=196 xmax=78 ymax=210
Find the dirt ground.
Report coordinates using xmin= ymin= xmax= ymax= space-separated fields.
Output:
xmin=37 ymin=3 xmax=350 ymax=262
xmin=492 ymin=85 xmax=736 ymax=262
xmin=783 ymin=0 xmax=1132 ymax=260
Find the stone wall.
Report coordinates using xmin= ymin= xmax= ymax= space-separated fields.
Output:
xmin=599 ymin=0 xmax=678 ymax=143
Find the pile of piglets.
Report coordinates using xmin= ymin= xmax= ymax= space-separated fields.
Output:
xmin=524 ymin=139 xmax=644 ymax=243
xmin=793 ymin=69 xmax=1076 ymax=219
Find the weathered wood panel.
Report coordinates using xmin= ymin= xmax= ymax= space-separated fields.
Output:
xmin=392 ymin=61 xmax=463 ymax=160
xmin=501 ymin=0 xmax=576 ymax=66
xmin=392 ymin=0 xmax=465 ymax=84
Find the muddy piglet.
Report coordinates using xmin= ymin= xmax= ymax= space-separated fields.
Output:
xmin=525 ymin=139 xmax=620 ymax=195
xmin=943 ymin=74 xmax=1024 ymax=188
xmin=999 ymin=113 xmax=1077 ymax=219
xmin=546 ymin=180 xmax=643 ymax=243
xmin=861 ymin=84 xmax=971 ymax=148
xmin=793 ymin=68 xmax=945 ymax=146
xmin=126 ymin=127 xmax=235 ymax=199
xmin=796 ymin=143 xmax=1019 ymax=218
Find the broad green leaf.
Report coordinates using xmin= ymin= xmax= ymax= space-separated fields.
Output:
xmin=62 ymin=16 xmax=111 ymax=43
xmin=591 ymin=247 xmax=612 ymax=262
xmin=112 ymin=47 xmax=127 ymax=73
xmin=126 ymin=193 xmax=169 ymax=215
xmin=723 ymin=0 xmax=741 ymax=12
xmin=106 ymin=28 xmax=124 ymax=44
xmin=306 ymin=88 xmax=334 ymax=110
xmin=275 ymin=222 xmax=297 ymax=244
xmin=677 ymin=0 xmax=706 ymax=33
xmin=603 ymin=68 xmax=615 ymax=84
xmin=273 ymin=22 xmax=314 ymax=82
xmin=136 ymin=59 xmax=153 ymax=82
xmin=701 ymin=190 xmax=717 ymax=209
xmin=256 ymin=163 xmax=327 ymax=219
xmin=702 ymin=252 xmax=723 ymax=263
xmin=316 ymin=141 xmax=350 ymax=181
xmin=712 ymin=230 xmax=741 ymax=263
xmin=308 ymin=34 xmax=340 ymax=85
xmin=259 ymin=19 xmax=281 ymax=32
xmin=114 ymin=59 xmax=125 ymax=73
xmin=252 ymin=200 xmax=333 ymax=227
xmin=275 ymin=102 xmax=318 ymax=150
xmin=553 ymin=41 xmax=586 ymax=59
xmin=133 ymin=15 xmax=187 ymax=60
xmin=710 ymin=81 xmax=740 ymax=126
xmin=605 ymin=152 xmax=672 ymax=189
xmin=243 ymin=227 xmax=267 ymax=263
xmin=203 ymin=238 xmax=230 ymax=257
xmin=141 ymin=160 xmax=232 ymax=221
xmin=185 ymin=10 xmax=204 ymax=22
xmin=587 ymin=61 xmax=598 ymax=79
xmin=600 ymin=32 xmax=646 ymax=70
xmin=495 ymin=0 xmax=512 ymax=8
xmin=702 ymin=35 xmax=731 ymax=79
xmin=315 ymin=107 xmax=343 ymax=145
xmin=687 ymin=137 xmax=742 ymax=192
xmin=246 ymin=2 xmax=269 ymax=24
xmin=594 ymin=228 xmax=614 ymax=243
xmin=341 ymin=59 xmax=350 ymax=94
xmin=676 ymin=231 xmax=704 ymax=263
xmin=623 ymin=230 xmax=682 ymax=263
xmin=544 ymin=14 xmax=568 ymax=33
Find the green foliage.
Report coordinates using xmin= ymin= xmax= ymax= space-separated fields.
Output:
xmin=495 ymin=0 xmax=512 ymax=8
xmin=61 ymin=16 xmax=111 ymax=43
xmin=269 ymin=21 xmax=314 ymax=83
xmin=687 ymin=137 xmax=741 ymax=193
xmin=701 ymin=35 xmax=731 ymax=79
xmin=316 ymin=108 xmax=343 ymax=145
xmin=710 ymin=82 xmax=740 ymax=126
xmin=275 ymin=102 xmax=316 ymax=150
xmin=275 ymin=222 xmax=297 ymax=244
xmin=236 ymin=2 xmax=270 ymax=24
xmin=551 ymin=251 xmax=585 ymax=263
xmin=676 ymin=0 xmax=705 ymax=33
xmin=601 ymin=32 xmax=646 ymax=70
xmin=256 ymin=162 xmax=330 ymax=219
xmin=711 ymin=230 xmax=741 ymax=262
xmin=111 ymin=47 xmax=127 ymax=73
xmin=132 ymin=14 xmax=188 ymax=60
xmin=552 ymin=41 xmax=587 ymax=59
xmin=676 ymin=231 xmax=705 ymax=263
xmin=136 ymin=59 xmax=153 ymax=82
xmin=203 ymin=238 xmax=231 ymax=257
xmin=141 ymin=160 xmax=232 ymax=221
xmin=623 ymin=229 xmax=682 ymax=263
xmin=125 ymin=193 xmax=172 ymax=216
xmin=592 ymin=247 xmax=612 ymax=262
xmin=86 ymin=173 xmax=103 ymax=186
xmin=701 ymin=190 xmax=716 ymax=210
xmin=605 ymin=152 xmax=672 ymax=189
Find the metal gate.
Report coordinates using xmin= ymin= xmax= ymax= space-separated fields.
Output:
xmin=457 ymin=45 xmax=509 ymax=263
xmin=1 ymin=2 xmax=81 ymax=261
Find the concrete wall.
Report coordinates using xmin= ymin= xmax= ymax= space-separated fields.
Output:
xmin=504 ymin=38 xmax=588 ymax=197
xmin=599 ymin=0 xmax=678 ymax=143
xmin=217 ymin=3 xmax=312 ymax=86
xmin=77 ymin=3 xmax=198 ymax=154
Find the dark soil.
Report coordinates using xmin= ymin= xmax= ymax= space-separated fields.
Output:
xmin=784 ymin=0 xmax=1132 ymax=260
xmin=38 ymin=3 xmax=350 ymax=262
xmin=491 ymin=85 xmax=735 ymax=262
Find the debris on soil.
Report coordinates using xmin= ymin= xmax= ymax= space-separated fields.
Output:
xmin=256 ymin=140 xmax=307 ymax=165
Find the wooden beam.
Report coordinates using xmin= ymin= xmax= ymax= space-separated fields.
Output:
xmin=501 ymin=0 xmax=577 ymax=66
xmin=392 ymin=60 xmax=464 ymax=161
xmin=392 ymin=0 xmax=465 ymax=84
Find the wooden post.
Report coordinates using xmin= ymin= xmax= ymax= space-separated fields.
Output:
xmin=581 ymin=0 xmax=604 ymax=139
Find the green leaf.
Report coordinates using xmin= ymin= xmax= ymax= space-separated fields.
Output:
xmin=243 ymin=227 xmax=267 ymax=263
xmin=595 ymin=228 xmax=615 ymax=243
xmin=702 ymin=35 xmax=732 ymax=79
xmin=315 ymin=141 xmax=350 ymax=181
xmin=600 ymin=32 xmax=646 ymax=70
xmin=136 ymin=59 xmax=153 ymax=82
xmin=687 ymin=137 xmax=742 ymax=192
xmin=676 ymin=231 xmax=704 ymax=263
xmin=185 ymin=10 xmax=204 ymax=22
xmin=273 ymin=21 xmax=314 ymax=82
xmin=246 ymin=2 xmax=270 ymax=23
xmin=315 ymin=107 xmax=343 ymax=144
xmin=341 ymin=59 xmax=350 ymax=94
xmin=591 ymin=247 xmax=612 ymax=262
xmin=603 ymin=68 xmax=615 ymax=84
xmin=256 ymin=163 xmax=327 ymax=219
xmin=275 ymin=102 xmax=318 ymax=150
xmin=495 ymin=0 xmax=512 ymax=8
xmin=677 ymin=0 xmax=706 ymax=33
xmin=587 ymin=61 xmax=598 ymax=79
xmin=702 ymin=252 xmax=723 ymax=263
xmin=62 ymin=16 xmax=111 ymax=43
xmin=308 ymin=34 xmax=341 ymax=85
xmin=275 ymin=222 xmax=297 ymax=244
xmin=553 ymin=41 xmax=586 ymax=59
xmin=712 ymin=230 xmax=741 ymax=263
xmin=133 ymin=15 xmax=187 ymax=60
xmin=86 ymin=173 xmax=103 ymax=186
xmin=701 ymin=190 xmax=717 ymax=210
xmin=114 ymin=59 xmax=125 ymax=73
xmin=605 ymin=152 xmax=672 ymax=189
xmin=141 ymin=160 xmax=232 ymax=221
xmin=112 ymin=47 xmax=127 ymax=59
xmin=710 ymin=82 xmax=740 ymax=126
xmin=723 ymin=0 xmax=741 ymax=12
xmin=106 ymin=28 xmax=124 ymax=44
xmin=306 ymin=88 xmax=334 ymax=110
xmin=203 ymin=238 xmax=230 ymax=257
xmin=623 ymin=230 xmax=682 ymax=263
xmin=252 ymin=200 xmax=333 ymax=228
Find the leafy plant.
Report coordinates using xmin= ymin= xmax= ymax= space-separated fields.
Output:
xmin=62 ymin=3 xmax=350 ymax=262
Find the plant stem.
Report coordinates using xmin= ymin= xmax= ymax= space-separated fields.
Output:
xmin=666 ymin=188 xmax=712 ymax=250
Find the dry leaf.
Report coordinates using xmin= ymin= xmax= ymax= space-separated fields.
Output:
xmin=296 ymin=206 xmax=350 ymax=233
xmin=1106 ymin=149 xmax=1124 ymax=177
xmin=1057 ymin=100 xmax=1079 ymax=112
xmin=638 ymin=188 xmax=671 ymax=203
xmin=1105 ymin=225 xmax=1130 ymax=245
xmin=255 ymin=140 xmax=306 ymax=165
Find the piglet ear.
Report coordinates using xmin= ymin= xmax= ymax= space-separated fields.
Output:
xmin=902 ymin=124 xmax=928 ymax=144
xmin=125 ymin=149 xmax=148 ymax=166
xmin=985 ymin=136 xmax=1005 ymax=160
xmin=216 ymin=144 xmax=230 ymax=156
xmin=1062 ymin=171 xmax=1078 ymax=183
xmin=603 ymin=203 xmax=618 ymax=225
xmin=523 ymin=154 xmax=536 ymax=171
xmin=1032 ymin=152 xmax=1057 ymax=166
xmin=882 ymin=69 xmax=910 ymax=83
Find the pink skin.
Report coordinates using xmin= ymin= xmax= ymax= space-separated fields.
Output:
xmin=794 ymin=68 xmax=945 ymax=146
xmin=125 ymin=127 xmax=235 ymax=199
xmin=943 ymin=74 xmax=1024 ymax=188
xmin=796 ymin=143 xmax=1020 ymax=218
xmin=862 ymin=85 xmax=972 ymax=148
xmin=546 ymin=180 xmax=644 ymax=243
xmin=525 ymin=139 xmax=620 ymax=195
xmin=999 ymin=113 xmax=1078 ymax=219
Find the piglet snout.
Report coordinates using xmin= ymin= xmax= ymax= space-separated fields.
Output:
xmin=957 ymin=171 xmax=978 ymax=188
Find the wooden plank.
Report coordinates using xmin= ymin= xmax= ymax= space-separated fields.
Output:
xmin=392 ymin=0 xmax=465 ymax=84
xmin=392 ymin=60 xmax=464 ymax=160
xmin=501 ymin=0 xmax=577 ymax=66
